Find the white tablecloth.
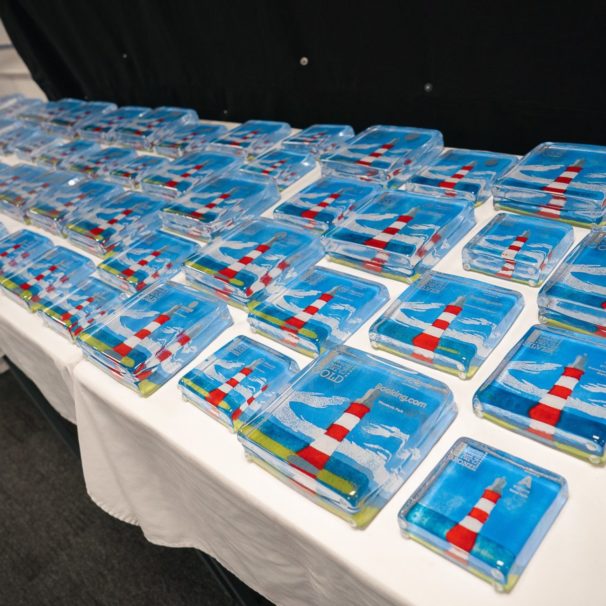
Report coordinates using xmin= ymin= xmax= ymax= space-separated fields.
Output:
xmin=0 ymin=210 xmax=93 ymax=422
xmin=1 ymin=149 xmax=603 ymax=605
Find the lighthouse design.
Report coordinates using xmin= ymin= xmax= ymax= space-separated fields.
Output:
xmin=164 ymin=162 xmax=207 ymax=189
xmin=135 ymin=260 xmax=174 ymax=291
xmin=528 ymin=354 xmax=586 ymax=437
xmin=133 ymin=324 xmax=201 ymax=382
xmin=538 ymin=158 xmax=583 ymax=218
xmin=90 ymin=208 xmax=134 ymax=237
xmin=261 ymin=158 xmax=287 ymax=176
xmin=301 ymin=190 xmax=342 ymax=220
xmin=282 ymin=287 xmax=338 ymax=335
xmin=121 ymin=246 xmax=167 ymax=278
xmin=497 ymin=230 xmax=530 ymax=279
xmin=0 ymin=242 xmax=21 ymax=258
xmin=205 ymin=359 xmax=261 ymax=408
xmin=295 ymin=130 xmax=327 ymax=145
xmin=412 ymin=295 xmax=465 ymax=363
xmin=438 ymin=162 xmax=475 ymax=191
xmin=446 ymin=476 xmax=506 ymax=556
xmin=20 ymin=264 xmax=59 ymax=292
xmin=61 ymin=295 xmax=95 ymax=324
xmin=232 ymin=383 xmax=268 ymax=422
xmin=189 ymin=189 xmax=234 ymax=220
xmin=356 ymin=139 xmax=396 ymax=166
xmin=113 ymin=304 xmax=180 ymax=358
xmin=288 ymin=387 xmax=379 ymax=478
xmin=363 ymin=207 xmax=417 ymax=272
xmin=217 ymin=233 xmax=283 ymax=282
xmin=224 ymin=129 xmax=259 ymax=148
xmin=245 ymin=259 xmax=290 ymax=297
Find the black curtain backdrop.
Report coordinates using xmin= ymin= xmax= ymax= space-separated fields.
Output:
xmin=1 ymin=0 xmax=605 ymax=154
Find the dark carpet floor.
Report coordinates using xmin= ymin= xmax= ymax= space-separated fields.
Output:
xmin=0 ymin=368 xmax=266 ymax=606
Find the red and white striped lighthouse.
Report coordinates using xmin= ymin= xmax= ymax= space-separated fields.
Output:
xmin=438 ymin=162 xmax=475 ymax=191
xmin=113 ymin=304 xmax=180 ymax=358
xmin=20 ymin=264 xmax=59 ymax=291
xmin=217 ymin=233 xmax=283 ymax=282
xmin=497 ymin=230 xmax=530 ymax=279
xmin=412 ymin=295 xmax=465 ymax=362
xmin=61 ymin=295 xmax=95 ymax=323
xmin=205 ymin=359 xmax=261 ymax=408
xmin=528 ymin=353 xmax=586 ymax=438
xmin=261 ymin=158 xmax=287 ymax=176
xmin=189 ymin=189 xmax=235 ymax=220
xmin=363 ymin=207 xmax=417 ymax=272
xmin=135 ymin=260 xmax=174 ymax=291
xmin=121 ymin=246 xmax=167 ymax=278
xmin=90 ymin=208 xmax=134 ymax=237
xmin=133 ymin=325 xmax=201 ymax=381
xmin=295 ymin=130 xmax=327 ymax=145
xmin=0 ymin=242 xmax=21 ymax=258
xmin=282 ymin=287 xmax=338 ymax=335
xmin=301 ymin=190 xmax=342 ymax=220
xmin=288 ymin=388 xmax=379 ymax=478
xmin=225 ymin=129 xmax=259 ymax=148
xmin=245 ymin=259 xmax=290 ymax=297
xmin=539 ymin=158 xmax=583 ymax=218
xmin=356 ymin=139 xmax=397 ymax=166
xmin=164 ymin=162 xmax=207 ymax=189
xmin=446 ymin=476 xmax=506 ymax=556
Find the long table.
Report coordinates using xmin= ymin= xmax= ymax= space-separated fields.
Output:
xmin=0 ymin=146 xmax=603 ymax=606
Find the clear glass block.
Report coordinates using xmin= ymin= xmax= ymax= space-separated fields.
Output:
xmin=160 ymin=171 xmax=279 ymax=241
xmin=183 ymin=218 xmax=324 ymax=309
xmin=493 ymin=142 xmax=606 ymax=227
xmin=63 ymin=191 xmax=164 ymax=257
xmin=0 ymin=123 xmax=40 ymax=154
xmin=45 ymin=100 xmax=117 ymax=136
xmin=64 ymin=146 xmax=137 ymax=179
xmin=110 ymin=106 xmax=198 ymax=150
xmin=538 ymin=229 xmax=606 ymax=337
xmin=239 ymin=148 xmax=316 ymax=191
xmin=78 ymin=281 xmax=233 ymax=396
xmin=273 ymin=175 xmax=380 ymax=234
xmin=180 ymin=335 xmax=299 ymax=431
xmin=249 ymin=265 xmax=388 ymax=357
xmin=12 ymin=131 xmax=64 ymax=162
xmin=105 ymin=154 xmax=165 ymax=189
xmin=324 ymin=190 xmax=474 ymax=282
xmin=474 ymin=324 xmax=606 ymax=464
xmin=33 ymin=139 xmax=100 ymax=169
xmin=140 ymin=150 xmax=241 ymax=198
xmin=370 ymin=271 xmax=523 ymax=379
xmin=41 ymin=276 xmax=128 ymax=340
xmin=407 ymin=148 xmax=518 ymax=206
xmin=238 ymin=345 xmax=456 ymax=528
xmin=462 ymin=213 xmax=574 ymax=286
xmin=26 ymin=179 xmax=122 ymax=236
xmin=207 ymin=120 xmax=291 ymax=159
xmin=0 ymin=245 xmax=94 ymax=311
xmin=321 ymin=125 xmax=443 ymax=187
xmin=0 ymin=229 xmax=52 ymax=278
xmin=97 ymin=230 xmax=199 ymax=294
xmin=398 ymin=437 xmax=567 ymax=592
xmin=77 ymin=106 xmax=149 ymax=143
xmin=0 ymin=164 xmax=82 ymax=220
xmin=281 ymin=124 xmax=354 ymax=157
xmin=154 ymin=121 xmax=228 ymax=157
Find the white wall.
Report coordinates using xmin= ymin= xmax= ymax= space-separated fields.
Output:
xmin=0 ymin=21 xmax=45 ymax=99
